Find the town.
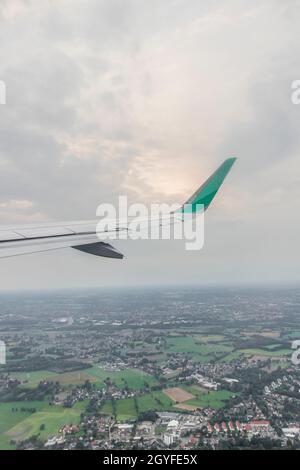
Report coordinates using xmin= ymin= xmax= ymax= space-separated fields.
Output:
xmin=0 ymin=286 xmax=299 ymax=450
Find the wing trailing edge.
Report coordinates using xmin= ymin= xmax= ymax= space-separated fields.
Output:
xmin=72 ymin=242 xmax=124 ymax=259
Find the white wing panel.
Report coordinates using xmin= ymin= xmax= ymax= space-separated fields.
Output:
xmin=0 ymin=234 xmax=100 ymax=258
xmin=0 ymin=230 xmax=25 ymax=241
xmin=16 ymin=227 xmax=74 ymax=238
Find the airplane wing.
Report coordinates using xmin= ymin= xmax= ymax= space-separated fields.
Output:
xmin=0 ymin=158 xmax=236 ymax=259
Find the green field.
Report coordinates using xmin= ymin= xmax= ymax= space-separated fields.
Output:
xmin=50 ymin=371 xmax=98 ymax=386
xmin=0 ymin=401 xmax=51 ymax=434
xmin=282 ymin=330 xmax=300 ymax=339
xmin=100 ymin=398 xmax=137 ymax=421
xmin=10 ymin=369 xmax=99 ymax=388
xmin=101 ymin=391 xmax=175 ymax=421
xmin=5 ymin=408 xmax=81 ymax=442
xmin=240 ymin=348 xmax=291 ymax=357
xmin=183 ymin=386 xmax=237 ymax=409
xmin=0 ymin=435 xmax=14 ymax=450
xmin=166 ymin=336 xmax=233 ymax=361
xmin=219 ymin=351 xmax=243 ymax=362
xmin=264 ymin=344 xmax=283 ymax=350
xmin=196 ymin=335 xmax=225 ymax=343
xmin=100 ymin=386 xmax=237 ymax=420
xmin=101 ymin=400 xmax=114 ymax=416
xmin=10 ymin=371 xmax=57 ymax=388
xmin=73 ymin=399 xmax=90 ymax=411
xmin=138 ymin=391 xmax=174 ymax=413
xmin=0 ymin=401 xmax=75 ymax=449
xmin=10 ymin=367 xmax=158 ymax=392
xmin=116 ymin=398 xmax=137 ymax=421
xmin=85 ymin=367 xmax=158 ymax=390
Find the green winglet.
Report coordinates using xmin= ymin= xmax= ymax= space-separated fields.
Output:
xmin=179 ymin=157 xmax=236 ymax=213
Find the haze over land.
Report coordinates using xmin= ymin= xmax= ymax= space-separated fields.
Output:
xmin=0 ymin=0 xmax=299 ymax=289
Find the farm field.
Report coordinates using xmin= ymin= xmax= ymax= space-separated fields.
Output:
xmin=85 ymin=366 xmax=158 ymax=390
xmin=219 ymin=351 xmax=243 ymax=362
xmin=50 ymin=371 xmax=98 ymax=386
xmin=195 ymin=335 xmax=225 ymax=343
xmin=100 ymin=384 xmax=237 ymax=420
xmin=0 ymin=401 xmax=75 ymax=449
xmin=283 ymin=330 xmax=300 ymax=339
xmin=115 ymin=398 xmax=137 ymax=421
xmin=10 ymin=370 xmax=57 ymax=388
xmin=165 ymin=336 xmax=233 ymax=359
xmin=137 ymin=391 xmax=174 ymax=412
xmin=5 ymin=408 xmax=81 ymax=442
xmin=10 ymin=369 xmax=99 ymax=387
xmin=100 ymin=398 xmax=137 ymax=421
xmin=163 ymin=387 xmax=195 ymax=403
xmin=101 ymin=391 xmax=176 ymax=421
xmin=239 ymin=348 xmax=291 ymax=357
xmin=0 ymin=401 xmax=51 ymax=434
xmin=11 ymin=367 xmax=159 ymax=390
xmin=183 ymin=387 xmax=237 ymax=410
xmin=175 ymin=403 xmax=197 ymax=411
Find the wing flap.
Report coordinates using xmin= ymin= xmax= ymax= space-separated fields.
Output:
xmin=72 ymin=242 xmax=123 ymax=259
xmin=0 ymin=234 xmax=100 ymax=258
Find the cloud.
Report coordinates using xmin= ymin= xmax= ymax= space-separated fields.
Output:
xmin=0 ymin=0 xmax=299 ymax=288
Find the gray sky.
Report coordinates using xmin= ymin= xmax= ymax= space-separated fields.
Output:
xmin=0 ymin=0 xmax=299 ymax=290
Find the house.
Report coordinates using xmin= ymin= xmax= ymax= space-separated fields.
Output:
xmin=244 ymin=420 xmax=271 ymax=435
xmin=228 ymin=421 xmax=235 ymax=432
xmin=167 ymin=420 xmax=179 ymax=431
xmin=236 ymin=421 xmax=242 ymax=432
xmin=282 ymin=426 xmax=300 ymax=439
xmin=207 ymin=423 xmax=213 ymax=433
xmin=214 ymin=423 xmax=220 ymax=433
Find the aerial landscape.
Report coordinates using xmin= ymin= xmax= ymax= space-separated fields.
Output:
xmin=0 ymin=286 xmax=299 ymax=450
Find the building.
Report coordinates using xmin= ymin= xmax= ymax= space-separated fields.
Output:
xmin=228 ymin=421 xmax=235 ymax=432
xmin=282 ymin=426 xmax=300 ymax=439
xmin=167 ymin=420 xmax=179 ymax=431
xmin=244 ymin=420 xmax=271 ymax=435
xmin=214 ymin=424 xmax=220 ymax=433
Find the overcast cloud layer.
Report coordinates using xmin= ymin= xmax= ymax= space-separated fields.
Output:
xmin=0 ymin=0 xmax=299 ymax=290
